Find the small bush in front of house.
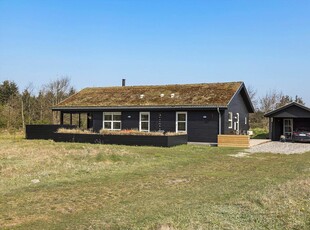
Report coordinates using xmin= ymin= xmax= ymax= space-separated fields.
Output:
xmin=99 ymin=129 xmax=185 ymax=136
xmin=251 ymin=128 xmax=269 ymax=139
xmin=57 ymin=128 xmax=95 ymax=134
xmin=56 ymin=128 xmax=185 ymax=136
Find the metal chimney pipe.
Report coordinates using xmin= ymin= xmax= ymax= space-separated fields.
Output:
xmin=122 ymin=79 xmax=126 ymax=87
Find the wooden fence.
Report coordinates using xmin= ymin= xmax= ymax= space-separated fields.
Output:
xmin=217 ymin=135 xmax=250 ymax=148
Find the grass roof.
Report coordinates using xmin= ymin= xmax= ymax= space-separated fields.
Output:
xmin=55 ymin=82 xmax=243 ymax=108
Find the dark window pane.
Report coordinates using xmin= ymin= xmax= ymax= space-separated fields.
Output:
xmin=113 ymin=114 xmax=121 ymax=121
xmin=113 ymin=122 xmax=121 ymax=130
xmin=104 ymin=115 xmax=112 ymax=121
xmin=178 ymin=113 xmax=186 ymax=121
xmin=104 ymin=122 xmax=112 ymax=129
xmin=178 ymin=122 xmax=186 ymax=131
xmin=141 ymin=122 xmax=149 ymax=131
xmin=141 ymin=114 xmax=149 ymax=121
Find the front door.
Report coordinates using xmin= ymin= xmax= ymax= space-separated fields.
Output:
xmin=283 ymin=119 xmax=293 ymax=139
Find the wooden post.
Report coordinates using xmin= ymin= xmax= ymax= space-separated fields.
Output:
xmin=21 ymin=98 xmax=25 ymax=129
xmin=70 ymin=113 xmax=72 ymax=126
xmin=78 ymin=113 xmax=81 ymax=128
xmin=60 ymin=112 xmax=64 ymax=125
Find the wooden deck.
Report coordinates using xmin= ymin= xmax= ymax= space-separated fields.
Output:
xmin=218 ymin=135 xmax=250 ymax=148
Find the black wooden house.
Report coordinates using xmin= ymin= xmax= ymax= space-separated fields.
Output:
xmin=265 ymin=102 xmax=310 ymax=141
xmin=52 ymin=81 xmax=254 ymax=143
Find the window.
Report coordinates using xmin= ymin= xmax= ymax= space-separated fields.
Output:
xmin=235 ymin=113 xmax=240 ymax=132
xmin=139 ymin=112 xmax=150 ymax=132
xmin=103 ymin=112 xmax=121 ymax=130
xmin=176 ymin=112 xmax=187 ymax=132
xmin=228 ymin=112 xmax=233 ymax=129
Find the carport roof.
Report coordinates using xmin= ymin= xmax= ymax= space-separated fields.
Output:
xmin=264 ymin=102 xmax=310 ymax=117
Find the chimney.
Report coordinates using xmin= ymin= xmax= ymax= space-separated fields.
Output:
xmin=122 ymin=79 xmax=126 ymax=87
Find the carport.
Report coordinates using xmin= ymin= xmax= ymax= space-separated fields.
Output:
xmin=265 ymin=102 xmax=310 ymax=141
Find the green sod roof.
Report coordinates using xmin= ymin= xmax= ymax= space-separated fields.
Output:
xmin=55 ymin=81 xmax=243 ymax=108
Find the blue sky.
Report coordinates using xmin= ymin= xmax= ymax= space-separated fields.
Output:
xmin=0 ymin=0 xmax=309 ymax=105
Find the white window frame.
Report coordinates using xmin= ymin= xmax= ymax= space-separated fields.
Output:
xmin=235 ymin=113 xmax=240 ymax=132
xmin=139 ymin=112 xmax=150 ymax=132
xmin=228 ymin=112 xmax=233 ymax=129
xmin=102 ymin=112 xmax=122 ymax=130
xmin=176 ymin=112 xmax=187 ymax=133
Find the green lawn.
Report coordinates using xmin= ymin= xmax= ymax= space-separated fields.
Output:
xmin=0 ymin=134 xmax=309 ymax=229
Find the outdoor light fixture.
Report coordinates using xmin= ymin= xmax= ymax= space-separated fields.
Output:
xmin=203 ymin=115 xmax=207 ymax=119
xmin=127 ymin=115 xmax=131 ymax=119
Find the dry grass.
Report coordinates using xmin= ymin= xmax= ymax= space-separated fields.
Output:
xmin=99 ymin=129 xmax=185 ymax=136
xmin=0 ymin=133 xmax=309 ymax=229
xmin=57 ymin=128 xmax=95 ymax=134
xmin=56 ymin=128 xmax=185 ymax=136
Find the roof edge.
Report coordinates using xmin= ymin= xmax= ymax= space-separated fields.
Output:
xmin=264 ymin=102 xmax=310 ymax=117
xmin=52 ymin=105 xmax=228 ymax=111
xmin=227 ymin=82 xmax=255 ymax=113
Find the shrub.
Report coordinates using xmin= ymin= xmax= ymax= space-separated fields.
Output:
xmin=251 ymin=128 xmax=269 ymax=139
xmin=57 ymin=128 xmax=95 ymax=134
xmin=99 ymin=129 xmax=185 ymax=136
xmin=56 ymin=128 xmax=186 ymax=136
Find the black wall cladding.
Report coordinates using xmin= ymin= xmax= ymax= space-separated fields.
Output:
xmin=25 ymin=125 xmax=76 ymax=140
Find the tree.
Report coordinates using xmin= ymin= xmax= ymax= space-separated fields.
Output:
xmin=21 ymin=84 xmax=38 ymax=126
xmin=44 ymin=77 xmax=75 ymax=106
xmin=1 ymin=95 xmax=22 ymax=130
xmin=259 ymin=90 xmax=283 ymax=113
xmin=0 ymin=80 xmax=19 ymax=105
xmin=246 ymin=85 xmax=258 ymax=110
xmin=42 ymin=77 xmax=76 ymax=123
xmin=294 ymin=95 xmax=304 ymax=105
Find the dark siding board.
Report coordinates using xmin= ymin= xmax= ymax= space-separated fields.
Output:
xmin=53 ymin=133 xmax=104 ymax=144
xmin=225 ymin=91 xmax=250 ymax=134
xmin=269 ymin=118 xmax=273 ymax=139
xmin=272 ymin=118 xmax=283 ymax=141
xmin=220 ymin=110 xmax=225 ymax=134
xmin=150 ymin=112 xmax=160 ymax=131
xmin=103 ymin=134 xmax=187 ymax=147
xmin=223 ymin=110 xmax=231 ymax=134
xmin=150 ymin=111 xmax=175 ymax=132
xmin=122 ymin=111 xmax=139 ymax=130
xmin=93 ymin=112 xmax=103 ymax=132
xmin=25 ymin=125 xmax=76 ymax=140
xmin=270 ymin=106 xmax=310 ymax=118
xmin=187 ymin=111 xmax=219 ymax=142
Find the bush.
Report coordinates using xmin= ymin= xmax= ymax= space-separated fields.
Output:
xmin=57 ymin=128 xmax=95 ymax=134
xmin=99 ymin=129 xmax=185 ymax=136
xmin=251 ymin=128 xmax=269 ymax=139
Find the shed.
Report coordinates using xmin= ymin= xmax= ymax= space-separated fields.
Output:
xmin=265 ymin=102 xmax=310 ymax=141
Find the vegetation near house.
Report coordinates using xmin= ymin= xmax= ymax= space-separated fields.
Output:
xmin=57 ymin=128 xmax=95 ymax=134
xmin=249 ymin=88 xmax=305 ymax=130
xmin=99 ymin=129 xmax=185 ymax=136
xmin=57 ymin=128 xmax=185 ymax=136
xmin=56 ymin=82 xmax=242 ymax=107
xmin=0 ymin=77 xmax=75 ymax=130
xmin=1 ymin=133 xmax=309 ymax=229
